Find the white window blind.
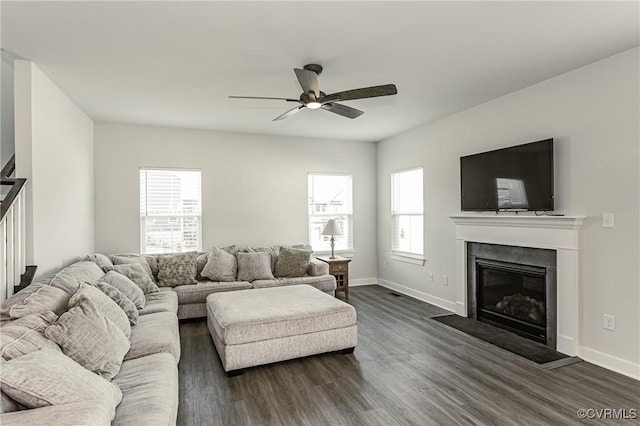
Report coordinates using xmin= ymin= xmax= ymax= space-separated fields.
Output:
xmin=391 ymin=167 xmax=424 ymax=256
xmin=140 ymin=168 xmax=202 ymax=254
xmin=308 ymin=174 xmax=353 ymax=252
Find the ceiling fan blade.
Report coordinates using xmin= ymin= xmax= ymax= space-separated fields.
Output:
xmin=321 ymin=103 xmax=364 ymax=119
xmin=230 ymin=96 xmax=302 ymax=103
xmin=273 ymin=105 xmax=305 ymax=121
xmin=323 ymin=84 xmax=397 ymax=103
xmin=294 ymin=68 xmax=320 ymax=98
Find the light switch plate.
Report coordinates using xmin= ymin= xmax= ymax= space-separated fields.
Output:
xmin=602 ymin=212 xmax=614 ymax=228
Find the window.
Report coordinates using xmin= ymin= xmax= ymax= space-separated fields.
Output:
xmin=308 ymin=174 xmax=353 ymax=253
xmin=139 ymin=168 xmax=202 ymax=254
xmin=391 ymin=167 xmax=423 ymax=257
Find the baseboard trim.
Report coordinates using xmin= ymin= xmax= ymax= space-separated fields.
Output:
xmin=350 ymin=278 xmax=378 ymax=287
xmin=378 ymin=279 xmax=456 ymax=312
xmin=579 ymin=346 xmax=640 ymax=380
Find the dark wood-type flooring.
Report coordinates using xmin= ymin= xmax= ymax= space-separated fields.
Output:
xmin=177 ymin=285 xmax=639 ymax=426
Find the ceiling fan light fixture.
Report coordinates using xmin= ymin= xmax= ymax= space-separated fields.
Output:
xmin=306 ymin=101 xmax=321 ymax=110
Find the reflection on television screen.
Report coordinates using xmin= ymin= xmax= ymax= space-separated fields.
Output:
xmin=496 ymin=178 xmax=529 ymax=209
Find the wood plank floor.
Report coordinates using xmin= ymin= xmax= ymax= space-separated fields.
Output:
xmin=177 ymin=285 xmax=639 ymax=426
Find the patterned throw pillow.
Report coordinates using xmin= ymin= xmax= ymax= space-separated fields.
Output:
xmin=157 ymin=251 xmax=198 ymax=287
xmin=103 ymin=264 xmax=159 ymax=295
xmin=45 ymin=298 xmax=130 ymax=380
xmin=201 ymin=247 xmax=237 ymax=282
xmin=275 ymin=247 xmax=312 ymax=278
xmin=0 ymin=348 xmax=122 ymax=409
xmin=236 ymin=252 xmax=275 ymax=282
xmin=100 ymin=271 xmax=146 ymax=309
xmin=68 ymin=284 xmax=131 ymax=339
xmin=88 ymin=280 xmax=139 ymax=325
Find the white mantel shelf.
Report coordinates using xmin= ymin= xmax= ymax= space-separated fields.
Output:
xmin=450 ymin=212 xmax=585 ymax=356
xmin=450 ymin=214 xmax=585 ymax=230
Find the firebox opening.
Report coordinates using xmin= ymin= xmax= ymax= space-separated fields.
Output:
xmin=476 ymin=259 xmax=547 ymax=344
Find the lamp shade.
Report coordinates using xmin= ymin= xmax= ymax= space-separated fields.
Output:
xmin=321 ymin=219 xmax=343 ymax=236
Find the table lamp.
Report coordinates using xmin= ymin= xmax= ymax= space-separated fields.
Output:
xmin=321 ymin=219 xmax=343 ymax=259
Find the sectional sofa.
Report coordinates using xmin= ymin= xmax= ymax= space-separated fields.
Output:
xmin=0 ymin=245 xmax=337 ymax=425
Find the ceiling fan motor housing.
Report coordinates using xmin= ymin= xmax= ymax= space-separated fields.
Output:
xmin=303 ymin=64 xmax=323 ymax=75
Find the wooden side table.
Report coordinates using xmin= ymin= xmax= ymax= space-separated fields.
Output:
xmin=317 ymin=256 xmax=352 ymax=299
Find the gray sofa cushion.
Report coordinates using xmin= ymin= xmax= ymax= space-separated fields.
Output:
xmin=112 ymin=353 xmax=178 ymax=426
xmin=173 ymin=281 xmax=252 ymax=305
xmin=0 ymin=348 xmax=122 ymax=412
xmin=110 ymin=255 xmax=155 ymax=280
xmin=157 ymin=251 xmax=198 ymax=287
xmin=246 ymin=245 xmax=280 ymax=273
xmin=236 ymin=252 xmax=274 ymax=282
xmin=125 ymin=312 xmax=180 ymax=362
xmin=88 ymin=280 xmax=139 ymax=325
xmin=0 ymin=400 xmax=115 ymax=426
xmin=274 ymin=247 xmax=311 ymax=278
xmin=84 ymin=253 xmax=114 ymax=270
xmin=104 ymin=264 xmax=159 ymax=295
xmin=0 ymin=312 xmax=61 ymax=361
xmin=252 ymin=275 xmax=337 ymax=293
xmin=195 ymin=251 xmax=209 ymax=281
xmin=1 ymin=284 xmax=68 ymax=320
xmin=69 ymin=283 xmax=131 ymax=339
xmin=201 ymin=247 xmax=237 ymax=282
xmin=101 ymin=271 xmax=146 ymax=309
xmin=50 ymin=261 xmax=105 ymax=296
xmin=45 ymin=298 xmax=130 ymax=380
xmin=138 ymin=289 xmax=178 ymax=316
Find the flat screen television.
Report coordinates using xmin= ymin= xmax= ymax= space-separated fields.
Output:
xmin=460 ymin=139 xmax=554 ymax=212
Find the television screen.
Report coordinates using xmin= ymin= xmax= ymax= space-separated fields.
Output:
xmin=460 ymin=139 xmax=554 ymax=211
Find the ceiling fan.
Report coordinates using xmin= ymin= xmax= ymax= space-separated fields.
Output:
xmin=229 ymin=64 xmax=398 ymax=121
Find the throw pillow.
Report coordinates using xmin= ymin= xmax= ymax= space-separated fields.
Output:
xmin=157 ymin=251 xmax=198 ymax=287
xmin=68 ymin=284 xmax=131 ymax=338
xmin=275 ymin=247 xmax=312 ymax=278
xmin=83 ymin=253 xmax=114 ymax=270
xmin=247 ymin=246 xmax=280 ymax=273
xmin=103 ymin=264 xmax=159 ymax=295
xmin=88 ymin=280 xmax=139 ymax=325
xmin=0 ymin=349 xmax=122 ymax=411
xmin=100 ymin=271 xmax=146 ymax=309
xmin=195 ymin=251 xmax=209 ymax=281
xmin=0 ymin=312 xmax=61 ymax=361
xmin=201 ymin=247 xmax=238 ymax=282
xmin=236 ymin=252 xmax=275 ymax=282
xmin=109 ymin=255 xmax=155 ymax=280
xmin=5 ymin=285 xmax=68 ymax=319
xmin=44 ymin=298 xmax=130 ymax=380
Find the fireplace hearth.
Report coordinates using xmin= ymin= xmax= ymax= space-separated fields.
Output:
xmin=467 ymin=242 xmax=557 ymax=348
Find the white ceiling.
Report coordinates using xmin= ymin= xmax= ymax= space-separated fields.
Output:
xmin=2 ymin=1 xmax=638 ymax=142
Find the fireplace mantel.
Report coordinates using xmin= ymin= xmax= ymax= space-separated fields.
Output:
xmin=450 ymin=213 xmax=585 ymax=356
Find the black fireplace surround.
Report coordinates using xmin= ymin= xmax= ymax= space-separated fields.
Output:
xmin=467 ymin=242 xmax=557 ymax=348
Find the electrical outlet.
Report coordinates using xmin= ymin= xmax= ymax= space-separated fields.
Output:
xmin=603 ymin=314 xmax=616 ymax=331
xmin=442 ymin=275 xmax=448 ymax=286
xmin=602 ymin=212 xmax=614 ymax=228
xmin=428 ymin=272 xmax=433 ymax=281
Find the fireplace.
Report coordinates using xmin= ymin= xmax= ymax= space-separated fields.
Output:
xmin=467 ymin=242 xmax=557 ymax=348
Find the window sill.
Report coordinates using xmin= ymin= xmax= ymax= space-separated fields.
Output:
xmin=389 ymin=252 xmax=425 ymax=266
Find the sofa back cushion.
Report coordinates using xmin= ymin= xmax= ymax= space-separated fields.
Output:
xmin=0 ymin=312 xmax=61 ymax=361
xmin=0 ymin=283 xmax=68 ymax=321
xmin=83 ymin=253 xmax=114 ymax=270
xmin=101 ymin=271 xmax=146 ymax=309
xmin=50 ymin=261 xmax=105 ymax=296
xmin=110 ymin=254 xmax=157 ymax=280
xmin=103 ymin=264 xmax=159 ymax=295
xmin=88 ymin=280 xmax=139 ymax=325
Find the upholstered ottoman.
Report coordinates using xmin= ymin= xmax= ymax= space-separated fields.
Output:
xmin=206 ymin=285 xmax=357 ymax=375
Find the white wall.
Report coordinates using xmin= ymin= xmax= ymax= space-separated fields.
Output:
xmin=1 ymin=50 xmax=15 ymax=168
xmin=14 ymin=61 xmax=95 ymax=278
xmin=93 ymin=123 xmax=378 ymax=282
xmin=377 ymin=48 xmax=640 ymax=377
